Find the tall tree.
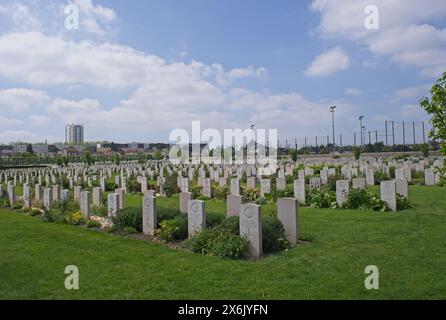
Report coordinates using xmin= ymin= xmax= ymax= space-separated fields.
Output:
xmin=420 ymin=72 xmax=446 ymax=156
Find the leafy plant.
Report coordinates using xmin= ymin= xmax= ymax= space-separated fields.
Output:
xmin=86 ymin=220 xmax=101 ymax=228
xmin=396 ymin=194 xmax=412 ymax=211
xmin=420 ymin=71 xmax=446 ymax=156
xmin=65 ymin=211 xmax=86 ymax=225
xmin=186 ymin=228 xmax=249 ymax=259
xmin=110 ymin=207 xmax=142 ymax=232
xmin=262 ymin=216 xmax=289 ymax=253
xmin=157 ymin=215 xmax=188 ymax=242
xmin=306 ymin=188 xmax=336 ymax=208
xmin=343 ymin=189 xmax=386 ymax=211
xmin=243 ymin=188 xmax=260 ymax=202
xmin=353 ymin=147 xmax=361 ymax=160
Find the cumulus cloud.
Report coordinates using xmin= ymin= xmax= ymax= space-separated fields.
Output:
xmin=393 ymin=84 xmax=430 ymax=100
xmin=304 ymin=47 xmax=350 ymax=77
xmin=310 ymin=0 xmax=446 ymax=77
xmin=0 ymin=88 xmax=50 ymax=112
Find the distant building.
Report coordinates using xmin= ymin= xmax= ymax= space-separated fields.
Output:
xmin=12 ymin=144 xmax=28 ymax=154
xmin=61 ymin=147 xmax=81 ymax=157
xmin=0 ymin=145 xmax=13 ymax=157
xmin=33 ymin=143 xmax=49 ymax=155
xmin=65 ymin=124 xmax=84 ymax=144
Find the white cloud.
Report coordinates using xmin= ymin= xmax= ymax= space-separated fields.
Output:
xmin=0 ymin=115 xmax=24 ymax=127
xmin=304 ymin=47 xmax=350 ymax=77
xmin=29 ymin=114 xmax=50 ymax=127
xmin=310 ymin=0 xmax=446 ymax=77
xmin=0 ymin=88 xmax=50 ymax=112
xmin=0 ymin=3 xmax=42 ymax=32
xmin=71 ymin=0 xmax=117 ymax=35
xmin=400 ymin=104 xmax=428 ymax=119
xmin=393 ymin=84 xmax=430 ymax=100
xmin=345 ymin=88 xmax=362 ymax=96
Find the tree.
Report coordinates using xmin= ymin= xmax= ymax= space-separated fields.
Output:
xmin=84 ymin=151 xmax=95 ymax=166
xmin=353 ymin=147 xmax=361 ymax=160
xmin=154 ymin=150 xmax=163 ymax=160
xmin=289 ymin=149 xmax=298 ymax=162
xmin=420 ymin=72 xmax=446 ymax=156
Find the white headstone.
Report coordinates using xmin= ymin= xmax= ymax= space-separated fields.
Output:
xmin=239 ymin=204 xmax=262 ymax=259
xmin=188 ymin=200 xmax=206 ymax=238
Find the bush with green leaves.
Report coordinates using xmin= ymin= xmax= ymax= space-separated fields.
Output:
xmin=306 ymin=188 xmax=337 ymax=208
xmin=110 ymin=207 xmax=142 ymax=233
xmin=12 ymin=201 xmax=24 ymax=210
xmin=65 ymin=211 xmax=86 ymax=225
xmin=205 ymin=211 xmax=225 ymax=228
xmin=243 ymin=188 xmax=260 ymax=202
xmin=43 ymin=200 xmax=80 ymax=224
xmin=160 ymin=173 xmax=179 ymax=197
xmin=86 ymin=220 xmax=101 ymax=228
xmin=0 ymin=197 xmax=10 ymax=208
xmin=343 ymin=188 xmax=386 ymax=211
xmin=374 ymin=170 xmax=391 ymax=185
xmin=186 ymin=228 xmax=249 ymax=259
xmin=157 ymin=215 xmax=188 ymax=242
xmin=190 ymin=184 xmax=203 ymax=199
xmin=353 ymin=147 xmax=361 ymax=160
xmin=396 ymin=194 xmax=412 ymax=211
xmin=105 ymin=181 xmax=118 ymax=192
xmin=30 ymin=209 xmax=42 ymax=216
xmin=218 ymin=216 xmax=240 ymax=234
xmin=327 ymin=174 xmax=344 ymax=191
xmin=262 ymin=216 xmax=289 ymax=253
xmin=157 ymin=205 xmax=182 ymax=225
xmin=91 ymin=205 xmax=108 ymax=217
xmin=211 ymin=184 xmax=230 ymax=200
xmin=127 ymin=176 xmax=141 ymax=194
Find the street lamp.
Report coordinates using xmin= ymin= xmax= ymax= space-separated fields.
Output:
xmin=330 ymin=106 xmax=336 ymax=153
xmin=359 ymin=115 xmax=364 ymax=146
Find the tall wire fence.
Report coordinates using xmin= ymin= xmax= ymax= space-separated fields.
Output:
xmin=277 ymin=121 xmax=435 ymax=150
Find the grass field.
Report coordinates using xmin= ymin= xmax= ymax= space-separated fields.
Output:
xmin=0 ymin=185 xmax=445 ymax=299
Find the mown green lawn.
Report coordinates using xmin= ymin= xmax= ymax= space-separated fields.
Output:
xmin=0 ymin=186 xmax=445 ymax=299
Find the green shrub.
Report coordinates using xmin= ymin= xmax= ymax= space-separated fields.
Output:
xmin=127 ymin=176 xmax=141 ymax=194
xmin=219 ymin=216 xmax=240 ymax=234
xmin=306 ymin=188 xmax=336 ymax=208
xmin=243 ymin=188 xmax=260 ymax=202
xmin=255 ymin=197 xmax=269 ymax=205
xmin=91 ymin=205 xmax=108 ymax=217
xmin=12 ymin=201 xmax=24 ymax=210
xmin=43 ymin=200 xmax=80 ymax=223
xmin=396 ymin=194 xmax=412 ymax=211
xmin=353 ymin=147 xmax=361 ymax=160
xmin=86 ymin=220 xmax=101 ymax=228
xmin=30 ymin=209 xmax=42 ymax=216
xmin=110 ymin=207 xmax=142 ymax=232
xmin=65 ymin=211 xmax=86 ymax=225
xmin=212 ymin=185 xmax=230 ymax=200
xmin=122 ymin=226 xmax=137 ymax=235
xmin=262 ymin=216 xmax=289 ymax=253
xmin=160 ymin=173 xmax=179 ymax=196
xmin=327 ymin=174 xmax=344 ymax=191
xmin=105 ymin=181 xmax=117 ymax=192
xmin=374 ymin=171 xmax=390 ymax=184
xmin=157 ymin=215 xmax=188 ymax=242
xmin=343 ymin=189 xmax=386 ymax=211
xmin=186 ymin=228 xmax=249 ymax=258
xmin=0 ymin=197 xmax=10 ymax=208
xmin=190 ymin=184 xmax=203 ymax=199
xmin=206 ymin=211 xmax=225 ymax=228
xmin=157 ymin=205 xmax=181 ymax=225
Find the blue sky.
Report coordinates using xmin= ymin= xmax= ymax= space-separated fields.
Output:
xmin=0 ymin=0 xmax=444 ymax=145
